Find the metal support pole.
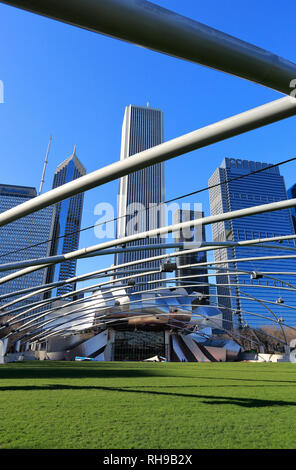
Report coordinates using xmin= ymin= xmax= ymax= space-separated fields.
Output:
xmin=1 ymin=0 xmax=296 ymax=94
xmin=1 ymin=233 xmax=296 ymax=302
xmin=2 ymin=235 xmax=296 ymax=273
xmin=1 ymin=196 xmax=296 ymax=277
xmin=0 ymin=97 xmax=296 ymax=227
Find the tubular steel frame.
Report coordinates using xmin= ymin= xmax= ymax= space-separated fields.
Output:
xmin=0 ymin=0 xmax=296 ymax=353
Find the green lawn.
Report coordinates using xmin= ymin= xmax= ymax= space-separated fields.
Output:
xmin=0 ymin=361 xmax=296 ymax=449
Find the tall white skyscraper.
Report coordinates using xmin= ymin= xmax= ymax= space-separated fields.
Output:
xmin=115 ymin=104 xmax=165 ymax=291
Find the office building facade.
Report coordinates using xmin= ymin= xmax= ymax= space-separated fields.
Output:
xmin=115 ymin=104 xmax=165 ymax=291
xmin=173 ymin=208 xmax=208 ymax=297
xmin=209 ymin=157 xmax=296 ymax=329
xmin=287 ymin=184 xmax=296 ymax=233
xmin=0 ymin=184 xmax=53 ymax=310
xmin=46 ymin=149 xmax=86 ymax=297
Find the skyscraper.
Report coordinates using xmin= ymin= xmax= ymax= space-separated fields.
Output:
xmin=115 ymin=104 xmax=165 ymax=291
xmin=173 ymin=208 xmax=208 ymax=297
xmin=0 ymin=184 xmax=53 ymax=309
xmin=209 ymin=157 xmax=296 ymax=329
xmin=46 ymin=149 xmax=86 ymax=297
xmin=287 ymin=184 xmax=296 ymax=233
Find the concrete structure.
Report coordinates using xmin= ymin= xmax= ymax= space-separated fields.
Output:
xmin=45 ymin=149 xmax=86 ymax=297
xmin=115 ymin=104 xmax=165 ymax=290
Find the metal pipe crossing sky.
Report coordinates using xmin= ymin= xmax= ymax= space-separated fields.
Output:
xmin=2 ymin=232 xmax=296 ymax=301
xmin=1 ymin=0 xmax=296 ymax=95
xmin=0 ymin=97 xmax=296 ymax=228
xmin=1 ymin=1 xmax=296 ymax=355
xmin=1 ymin=196 xmax=296 ymax=292
xmin=1 ymin=232 xmax=296 ymax=310
xmin=2 ymin=237 xmax=296 ymax=273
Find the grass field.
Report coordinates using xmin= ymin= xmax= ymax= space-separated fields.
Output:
xmin=0 ymin=361 xmax=296 ymax=449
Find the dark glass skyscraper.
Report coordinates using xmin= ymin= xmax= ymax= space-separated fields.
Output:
xmin=46 ymin=149 xmax=86 ymax=297
xmin=209 ymin=157 xmax=296 ymax=329
xmin=115 ymin=104 xmax=165 ymax=291
xmin=173 ymin=209 xmax=208 ymax=297
xmin=0 ymin=184 xmax=53 ymax=309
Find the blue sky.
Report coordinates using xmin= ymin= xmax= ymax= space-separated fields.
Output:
xmin=0 ymin=0 xmax=296 ymax=283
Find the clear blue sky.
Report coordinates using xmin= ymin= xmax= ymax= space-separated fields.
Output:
xmin=0 ymin=0 xmax=295 ymax=283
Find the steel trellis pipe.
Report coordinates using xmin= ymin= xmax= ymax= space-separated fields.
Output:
xmin=2 ymin=232 xmax=296 ymax=302
xmin=12 ymin=281 xmax=296 ymax=347
xmin=0 ymin=268 xmax=157 ymax=313
xmin=9 ymin=282 xmax=291 ymax=340
xmin=11 ymin=290 xmax=196 ymax=340
xmin=0 ymin=97 xmax=296 ymax=228
xmin=2 ymin=196 xmax=296 ymax=283
xmin=2 ymin=237 xmax=296 ymax=273
xmin=1 ymin=235 xmax=296 ymax=326
xmin=1 ymin=0 xmax=296 ymax=95
xmin=1 ymin=239 xmax=296 ymax=314
xmin=1 ymin=255 xmax=293 ymax=320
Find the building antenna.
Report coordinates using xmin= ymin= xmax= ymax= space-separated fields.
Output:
xmin=39 ymin=135 xmax=52 ymax=195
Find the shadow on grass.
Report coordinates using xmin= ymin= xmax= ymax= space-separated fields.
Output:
xmin=1 ymin=383 xmax=295 ymax=408
xmin=1 ymin=365 xmax=296 ymax=385
xmin=0 ymin=365 xmax=174 ymax=380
